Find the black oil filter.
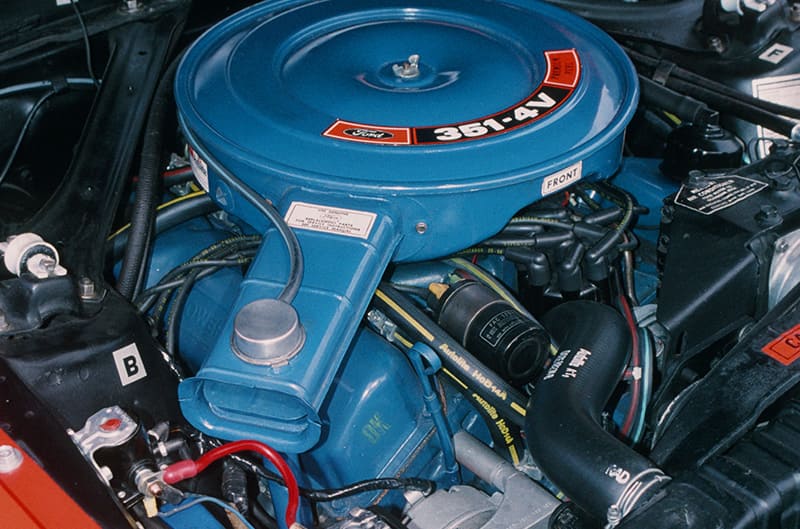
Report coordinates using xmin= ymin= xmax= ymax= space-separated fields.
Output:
xmin=434 ymin=280 xmax=550 ymax=386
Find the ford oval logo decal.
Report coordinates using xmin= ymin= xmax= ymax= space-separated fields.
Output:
xmin=343 ymin=128 xmax=394 ymax=139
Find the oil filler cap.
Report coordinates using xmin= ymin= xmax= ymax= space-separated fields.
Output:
xmin=232 ymin=299 xmax=305 ymax=366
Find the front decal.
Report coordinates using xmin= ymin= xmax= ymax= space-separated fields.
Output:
xmin=323 ymin=49 xmax=581 ymax=145
xmin=541 ymin=161 xmax=583 ymax=196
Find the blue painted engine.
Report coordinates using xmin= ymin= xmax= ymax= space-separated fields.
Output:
xmin=96 ymin=0 xmax=636 ymax=525
xmin=159 ymin=0 xmax=640 ymax=526
xmin=6 ymin=0 xmax=800 ymax=527
xmin=174 ymin=0 xmax=637 ymax=452
xmin=143 ymin=0 xmax=641 ymax=526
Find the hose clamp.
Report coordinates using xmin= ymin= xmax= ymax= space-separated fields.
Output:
xmin=605 ymin=468 xmax=670 ymax=528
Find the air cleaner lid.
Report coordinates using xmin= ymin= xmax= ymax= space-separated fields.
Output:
xmin=175 ymin=0 xmax=637 ymax=197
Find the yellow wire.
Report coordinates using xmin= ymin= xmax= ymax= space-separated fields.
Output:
xmin=108 ymin=190 xmax=207 ymax=241
xmin=392 ymin=332 xmax=414 ymax=349
xmin=446 ymin=257 xmax=520 ymax=308
xmin=375 ymin=289 xmax=435 ymax=342
xmin=663 ymin=111 xmax=681 ymax=126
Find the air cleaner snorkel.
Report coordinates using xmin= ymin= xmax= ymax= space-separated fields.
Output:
xmin=174 ymin=0 xmax=638 ymax=453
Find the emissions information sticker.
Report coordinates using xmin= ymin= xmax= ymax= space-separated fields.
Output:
xmin=675 ymin=175 xmax=767 ymax=215
xmin=285 ymin=202 xmax=377 ymax=239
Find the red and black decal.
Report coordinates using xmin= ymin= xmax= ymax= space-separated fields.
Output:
xmin=323 ymin=49 xmax=581 ymax=146
xmin=762 ymin=323 xmax=800 ymax=366
xmin=322 ymin=121 xmax=412 ymax=145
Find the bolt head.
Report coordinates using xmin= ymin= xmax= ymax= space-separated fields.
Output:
xmin=78 ymin=277 xmax=97 ymax=300
xmin=415 ymin=222 xmax=428 ymax=234
xmin=122 ymin=0 xmax=143 ymax=12
xmin=686 ymin=170 xmax=706 ymax=188
xmin=0 ymin=445 xmax=23 ymax=473
xmin=756 ymin=204 xmax=782 ymax=227
xmin=147 ymin=482 xmax=164 ymax=497
xmin=707 ymin=36 xmax=726 ymax=53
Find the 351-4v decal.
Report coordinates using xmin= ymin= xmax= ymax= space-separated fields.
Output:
xmin=323 ymin=49 xmax=581 ymax=146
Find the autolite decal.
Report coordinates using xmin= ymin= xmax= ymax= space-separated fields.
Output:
xmin=323 ymin=49 xmax=581 ymax=146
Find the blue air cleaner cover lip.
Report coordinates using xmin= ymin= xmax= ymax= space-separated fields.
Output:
xmin=175 ymin=0 xmax=638 ymax=261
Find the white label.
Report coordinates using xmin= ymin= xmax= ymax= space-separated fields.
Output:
xmin=568 ymin=347 xmax=592 ymax=368
xmin=605 ymin=464 xmax=631 ymax=485
xmin=188 ymin=148 xmax=209 ymax=192
xmin=675 ymin=175 xmax=768 ymax=215
xmin=541 ymin=161 xmax=582 ymax=196
xmin=752 ymin=74 xmax=800 ymax=157
xmin=113 ymin=343 xmax=147 ymax=386
xmin=543 ymin=350 xmax=570 ymax=381
xmin=285 ymin=202 xmax=377 ymax=239
xmin=758 ymin=43 xmax=793 ymax=64
xmin=56 ymin=0 xmax=72 ymax=5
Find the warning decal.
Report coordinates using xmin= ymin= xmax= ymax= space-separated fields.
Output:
xmin=542 ymin=49 xmax=581 ymax=88
xmin=675 ymin=175 xmax=768 ymax=216
xmin=323 ymin=49 xmax=580 ymax=145
xmin=762 ymin=323 xmax=800 ymax=366
xmin=285 ymin=202 xmax=377 ymax=239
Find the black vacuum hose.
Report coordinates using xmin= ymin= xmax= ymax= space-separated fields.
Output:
xmin=638 ymin=75 xmax=712 ymax=125
xmin=526 ymin=301 xmax=669 ymax=524
xmin=664 ymin=76 xmax=798 ymax=138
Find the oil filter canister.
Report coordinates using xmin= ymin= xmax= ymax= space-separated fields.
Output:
xmin=433 ymin=280 xmax=551 ymax=386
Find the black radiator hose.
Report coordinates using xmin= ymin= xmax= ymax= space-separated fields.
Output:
xmin=525 ymin=301 xmax=669 ymax=525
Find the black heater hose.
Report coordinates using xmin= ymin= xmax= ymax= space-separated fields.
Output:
xmin=117 ymin=53 xmax=183 ymax=299
xmin=111 ymin=193 xmax=217 ymax=261
xmin=525 ymin=301 xmax=669 ymax=525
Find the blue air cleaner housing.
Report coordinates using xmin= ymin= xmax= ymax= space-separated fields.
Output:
xmin=175 ymin=0 xmax=638 ymax=452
